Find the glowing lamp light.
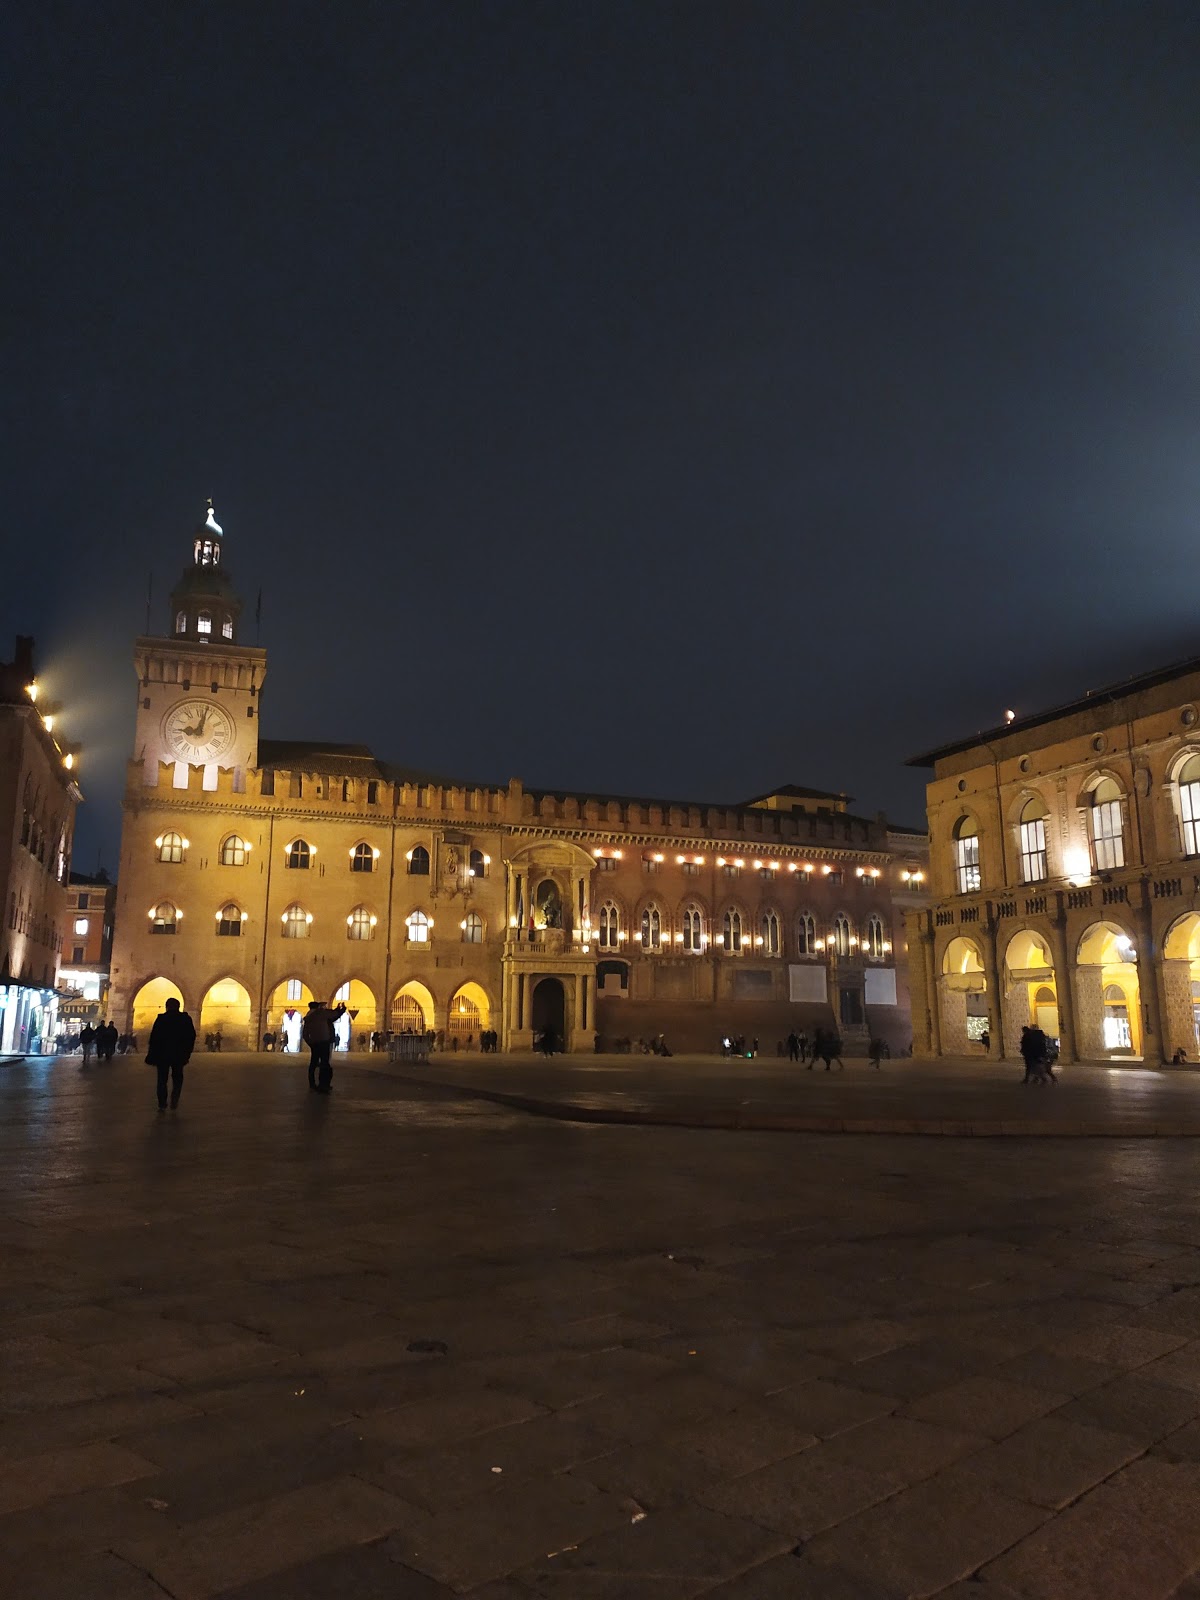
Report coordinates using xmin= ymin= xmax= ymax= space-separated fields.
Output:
xmin=182 ymin=838 xmax=190 ymax=849
xmin=346 ymin=915 xmax=354 ymax=925
xmin=373 ymin=847 xmax=381 ymax=858
xmin=460 ymin=919 xmax=467 ymax=930
xmin=770 ymin=861 xmax=780 ymax=871
xmin=716 ymin=856 xmax=726 ymax=867
xmin=427 ymin=918 xmax=434 ymax=928
xmin=613 ymin=849 xmax=623 ymax=859
xmin=821 ymin=864 xmax=832 ymax=875
xmin=815 ymin=938 xmax=826 ymax=951
xmin=870 ymin=868 xmax=881 ymax=879
xmin=882 ymin=940 xmax=892 ymax=953
xmin=64 ymin=753 xmax=74 ymax=770
xmin=281 ymin=913 xmax=288 ymax=923
xmin=734 ymin=858 xmax=744 ymax=868
xmin=155 ymin=836 xmax=163 ymax=849
xmin=676 ymin=854 xmax=686 ymax=864
xmin=26 ymin=681 xmax=38 ymax=703
xmin=216 ymin=911 xmax=223 ymax=921
xmin=42 ymin=714 xmax=54 ymax=733
xmin=593 ymin=848 xmax=603 ymax=858
xmin=856 ymin=867 xmax=865 ymax=878
xmin=674 ymin=932 xmax=684 ymax=942
xmin=369 ymin=914 xmax=377 ymax=926
xmin=787 ymin=863 xmax=798 ymax=872
xmin=753 ymin=860 xmax=763 ymax=870
xmin=618 ymin=930 xmax=628 ymax=941
xmin=754 ymin=935 xmax=764 ymax=946
xmin=654 ymin=852 xmax=664 ymax=862
xmin=305 ymin=912 xmax=313 ymax=923
xmin=405 ymin=849 xmax=413 ymax=860
xmin=694 ymin=855 xmax=704 ymax=865
xmin=175 ymin=909 xmax=183 ymax=920
xmin=483 ymin=854 xmax=490 ymax=864
xmin=241 ymin=911 xmax=248 ymax=921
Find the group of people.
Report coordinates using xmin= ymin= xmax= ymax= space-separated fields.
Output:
xmin=1018 ymin=1024 xmax=1058 ymax=1084
xmin=75 ymin=1021 xmax=122 ymax=1062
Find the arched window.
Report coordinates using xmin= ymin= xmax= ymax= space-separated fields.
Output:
xmin=196 ymin=611 xmax=212 ymax=637
xmin=149 ymin=901 xmax=179 ymax=935
xmin=463 ymin=911 xmax=483 ymax=944
xmin=599 ymin=901 xmax=620 ymax=951
xmin=760 ymin=910 xmax=780 ymax=956
xmin=640 ymin=904 xmax=662 ymax=951
xmin=954 ymin=817 xmax=981 ymax=894
xmin=351 ymin=842 xmax=376 ymax=873
xmin=1018 ymin=797 xmax=1048 ymax=884
xmin=285 ymin=978 xmax=304 ymax=1002
xmin=682 ymin=905 xmax=704 ymax=952
xmin=832 ymin=913 xmax=852 ymax=957
xmin=220 ymin=834 xmax=249 ymax=866
xmin=286 ymin=839 xmax=312 ymax=870
xmin=406 ymin=909 xmax=431 ymax=943
xmin=175 ymin=610 xmax=187 ymax=635
xmin=469 ymin=848 xmax=487 ymax=879
xmin=221 ymin=615 xmax=233 ymax=640
xmin=408 ymin=844 xmax=430 ymax=876
xmin=347 ymin=905 xmax=376 ymax=941
xmin=1181 ymin=755 xmax=1200 ymax=856
xmin=157 ymin=831 xmax=185 ymax=864
xmin=281 ymin=904 xmax=310 ymax=939
xmin=723 ymin=909 xmax=742 ymax=953
xmin=865 ymin=913 xmax=886 ymax=959
xmin=1089 ymin=778 xmax=1125 ymax=870
xmin=796 ymin=912 xmax=817 ymax=957
xmin=217 ymin=902 xmax=244 ymax=937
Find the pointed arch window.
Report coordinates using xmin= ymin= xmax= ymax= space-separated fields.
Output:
xmin=220 ymin=834 xmax=249 ymax=866
xmin=682 ymin=905 xmax=704 ymax=953
xmin=469 ymin=848 xmax=488 ymax=879
xmin=217 ymin=902 xmax=244 ymax=937
xmin=196 ymin=611 xmax=212 ymax=637
xmin=865 ymin=913 xmax=886 ymax=960
xmin=954 ymin=817 xmax=981 ymax=894
xmin=286 ymin=838 xmax=312 ymax=870
xmin=281 ymin=904 xmax=310 ymax=939
xmin=760 ymin=909 xmax=781 ymax=956
xmin=351 ymin=842 xmax=376 ymax=873
xmin=406 ymin=909 xmax=431 ymax=944
xmin=347 ymin=905 xmax=376 ymax=941
xmin=407 ymin=844 xmax=430 ymax=876
xmin=796 ymin=912 xmax=817 ymax=957
xmin=832 ymin=913 xmax=852 ymax=958
xmin=1019 ymin=798 xmax=1048 ymax=884
xmin=722 ymin=908 xmax=743 ymax=953
xmin=640 ymin=904 xmax=662 ymax=952
xmin=157 ymin=831 xmax=185 ymax=864
xmin=1089 ymin=778 xmax=1125 ymax=870
xmin=221 ymin=615 xmax=233 ymax=640
xmin=149 ymin=901 xmax=179 ymax=935
xmin=598 ymin=901 xmax=620 ymax=951
xmin=463 ymin=911 xmax=483 ymax=944
xmin=175 ymin=610 xmax=187 ymax=635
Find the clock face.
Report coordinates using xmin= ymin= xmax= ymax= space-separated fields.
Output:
xmin=162 ymin=698 xmax=236 ymax=764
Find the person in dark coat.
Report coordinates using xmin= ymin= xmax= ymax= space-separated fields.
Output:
xmin=301 ymin=1000 xmax=345 ymax=1093
xmin=79 ymin=1022 xmax=96 ymax=1064
xmin=145 ymin=997 xmax=196 ymax=1112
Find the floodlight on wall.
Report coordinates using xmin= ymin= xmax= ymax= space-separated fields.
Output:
xmin=821 ymin=865 xmax=832 ymax=875
xmin=26 ymin=681 xmax=38 ymax=703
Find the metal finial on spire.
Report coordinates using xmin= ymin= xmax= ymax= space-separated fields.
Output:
xmin=205 ymin=500 xmax=223 ymax=536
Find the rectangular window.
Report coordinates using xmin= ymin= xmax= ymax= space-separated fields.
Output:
xmin=77 ymin=893 xmax=88 ymax=909
xmin=596 ymin=856 xmax=617 ymax=873
xmin=367 ymin=781 xmax=379 ymax=805
xmin=681 ymin=861 xmax=701 ymax=876
xmin=955 ymin=836 xmax=981 ymax=894
xmin=643 ymin=859 xmax=661 ymax=875
xmin=1091 ymin=801 xmax=1125 ymax=870
xmin=1019 ymin=819 xmax=1047 ymax=884
xmin=1182 ymin=782 xmax=1200 ymax=856
xmin=72 ymin=945 xmax=84 ymax=963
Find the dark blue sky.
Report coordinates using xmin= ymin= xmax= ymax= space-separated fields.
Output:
xmin=6 ymin=1 xmax=1199 ymax=870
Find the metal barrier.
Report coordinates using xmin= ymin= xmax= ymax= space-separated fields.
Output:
xmin=388 ymin=1032 xmax=430 ymax=1066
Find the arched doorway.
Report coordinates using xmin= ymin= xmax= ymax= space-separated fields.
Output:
xmin=1077 ymin=921 xmax=1141 ymax=1058
xmin=331 ymin=979 xmax=376 ymax=1050
xmin=200 ymin=978 xmax=252 ymax=1049
xmin=447 ymin=981 xmax=490 ymax=1049
xmin=131 ymin=977 xmax=184 ymax=1039
xmin=938 ymin=936 xmax=986 ymax=1055
xmin=1164 ymin=913 xmax=1200 ymax=1058
xmin=531 ymin=977 xmax=565 ymax=1049
xmin=391 ymin=979 xmax=434 ymax=1035
xmin=1002 ymin=928 xmax=1057 ymax=1050
xmin=268 ymin=978 xmax=313 ymax=1053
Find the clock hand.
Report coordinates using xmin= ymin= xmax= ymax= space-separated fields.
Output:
xmin=194 ymin=708 xmax=209 ymax=737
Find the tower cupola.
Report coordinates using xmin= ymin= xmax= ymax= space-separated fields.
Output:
xmin=169 ymin=501 xmax=243 ymax=644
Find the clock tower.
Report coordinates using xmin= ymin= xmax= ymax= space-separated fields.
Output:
xmin=132 ymin=504 xmax=266 ymax=784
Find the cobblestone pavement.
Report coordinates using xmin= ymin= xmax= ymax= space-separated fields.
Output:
xmin=398 ymin=1051 xmax=1200 ymax=1136
xmin=6 ymin=1053 xmax=1200 ymax=1596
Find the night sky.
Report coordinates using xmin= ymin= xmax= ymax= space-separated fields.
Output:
xmin=6 ymin=2 xmax=1199 ymax=871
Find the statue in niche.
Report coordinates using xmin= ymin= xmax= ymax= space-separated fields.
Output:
xmin=444 ymin=847 xmax=459 ymax=876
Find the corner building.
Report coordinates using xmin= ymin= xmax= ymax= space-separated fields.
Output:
xmin=110 ymin=513 xmax=925 ymax=1053
xmin=909 ymin=655 xmax=1200 ymax=1065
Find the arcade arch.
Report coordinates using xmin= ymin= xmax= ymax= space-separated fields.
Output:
xmin=448 ymin=980 xmax=491 ymax=1045
xmin=937 ymin=936 xmax=987 ymax=1054
xmin=391 ymin=979 xmax=434 ymax=1033
xmin=200 ymin=978 xmax=252 ymax=1049
xmin=267 ymin=977 xmax=313 ymax=1053
xmin=131 ymin=976 xmax=184 ymax=1038
xmin=1162 ymin=913 xmax=1200 ymax=1058
xmin=1075 ymin=920 xmax=1140 ymax=1058
xmin=1003 ymin=928 xmax=1058 ymax=1044
xmin=331 ymin=979 xmax=376 ymax=1049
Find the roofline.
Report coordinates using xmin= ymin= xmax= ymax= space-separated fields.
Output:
xmin=908 ymin=650 xmax=1200 ymax=768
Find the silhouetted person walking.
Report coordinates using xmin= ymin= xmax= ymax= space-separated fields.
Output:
xmin=79 ymin=1022 xmax=96 ymax=1064
xmin=302 ymin=999 xmax=344 ymax=1093
xmin=145 ymin=997 xmax=196 ymax=1112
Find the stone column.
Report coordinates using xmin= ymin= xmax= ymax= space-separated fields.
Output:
xmin=1135 ymin=879 xmax=1167 ymax=1064
xmin=1048 ymin=895 xmax=1077 ymax=1064
xmin=919 ymin=918 xmax=941 ymax=1057
xmin=983 ymin=906 xmax=1006 ymax=1059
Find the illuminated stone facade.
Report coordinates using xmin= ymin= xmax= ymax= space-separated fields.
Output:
xmin=109 ymin=513 xmax=926 ymax=1054
xmin=909 ymin=656 xmax=1200 ymax=1064
xmin=0 ymin=637 xmax=80 ymax=1053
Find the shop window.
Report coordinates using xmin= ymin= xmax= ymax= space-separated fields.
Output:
xmin=954 ymin=817 xmax=981 ymax=894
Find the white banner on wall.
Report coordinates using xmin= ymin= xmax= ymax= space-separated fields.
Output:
xmin=864 ymin=968 xmax=898 ymax=1006
xmin=788 ymin=964 xmax=828 ymax=1004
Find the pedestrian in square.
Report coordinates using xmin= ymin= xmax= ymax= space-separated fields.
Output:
xmin=145 ymin=997 xmax=196 ymax=1112
xmin=302 ymin=999 xmax=344 ymax=1093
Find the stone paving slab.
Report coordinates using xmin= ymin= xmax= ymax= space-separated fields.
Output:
xmin=8 ymin=1054 xmax=1200 ymax=1594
